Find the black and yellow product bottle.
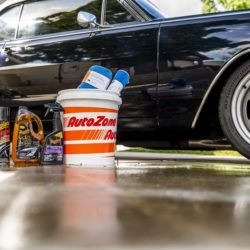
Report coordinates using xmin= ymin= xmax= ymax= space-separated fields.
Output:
xmin=12 ymin=106 xmax=44 ymax=165
xmin=0 ymin=107 xmax=10 ymax=166
xmin=41 ymin=103 xmax=64 ymax=165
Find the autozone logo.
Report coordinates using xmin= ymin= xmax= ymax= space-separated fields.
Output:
xmin=104 ymin=130 xmax=116 ymax=140
xmin=65 ymin=116 xmax=117 ymax=128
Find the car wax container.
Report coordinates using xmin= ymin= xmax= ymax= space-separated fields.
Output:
xmin=78 ymin=65 xmax=112 ymax=90
xmin=107 ymin=70 xmax=130 ymax=95
xmin=0 ymin=107 xmax=10 ymax=166
xmin=12 ymin=106 xmax=44 ymax=165
xmin=41 ymin=103 xmax=64 ymax=165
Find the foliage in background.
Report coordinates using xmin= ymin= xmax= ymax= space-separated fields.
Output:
xmin=126 ymin=148 xmax=242 ymax=157
xmin=202 ymin=0 xmax=250 ymax=13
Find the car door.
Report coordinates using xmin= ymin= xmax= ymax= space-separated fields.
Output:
xmin=1 ymin=0 xmax=103 ymax=109
xmin=158 ymin=18 xmax=223 ymax=131
xmin=0 ymin=4 xmax=22 ymax=101
xmin=2 ymin=0 xmax=159 ymax=132
xmin=97 ymin=0 xmax=159 ymax=132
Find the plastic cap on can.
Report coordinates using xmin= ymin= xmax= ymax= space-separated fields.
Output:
xmin=89 ymin=65 xmax=113 ymax=80
xmin=113 ymin=70 xmax=130 ymax=87
xmin=0 ymin=107 xmax=9 ymax=120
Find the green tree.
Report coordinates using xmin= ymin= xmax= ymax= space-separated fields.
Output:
xmin=202 ymin=0 xmax=250 ymax=13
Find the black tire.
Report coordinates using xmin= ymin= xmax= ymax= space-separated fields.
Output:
xmin=219 ymin=60 xmax=250 ymax=159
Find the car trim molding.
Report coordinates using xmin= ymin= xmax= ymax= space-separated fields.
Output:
xmin=8 ymin=21 xmax=160 ymax=45
xmin=191 ymin=48 xmax=250 ymax=129
xmin=15 ymin=3 xmax=24 ymax=39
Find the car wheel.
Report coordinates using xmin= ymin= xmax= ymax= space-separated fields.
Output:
xmin=219 ymin=60 xmax=250 ymax=158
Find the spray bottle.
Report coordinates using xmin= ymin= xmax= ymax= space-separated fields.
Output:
xmin=107 ymin=70 xmax=130 ymax=95
xmin=12 ymin=106 xmax=44 ymax=165
xmin=41 ymin=103 xmax=64 ymax=165
xmin=0 ymin=107 xmax=10 ymax=166
xmin=78 ymin=65 xmax=112 ymax=90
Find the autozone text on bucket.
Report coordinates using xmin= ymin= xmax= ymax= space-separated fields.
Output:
xmin=65 ymin=116 xmax=117 ymax=128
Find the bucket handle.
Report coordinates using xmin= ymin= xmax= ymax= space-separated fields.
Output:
xmin=30 ymin=113 xmax=44 ymax=142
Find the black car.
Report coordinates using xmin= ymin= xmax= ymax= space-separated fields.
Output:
xmin=0 ymin=0 xmax=250 ymax=158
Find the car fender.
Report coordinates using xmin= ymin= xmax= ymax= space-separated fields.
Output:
xmin=192 ymin=48 xmax=250 ymax=129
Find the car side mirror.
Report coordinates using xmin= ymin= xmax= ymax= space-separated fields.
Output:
xmin=77 ymin=11 xmax=97 ymax=28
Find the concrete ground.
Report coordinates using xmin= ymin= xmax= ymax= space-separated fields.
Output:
xmin=0 ymin=159 xmax=250 ymax=250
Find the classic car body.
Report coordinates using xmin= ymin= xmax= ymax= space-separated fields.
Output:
xmin=0 ymin=0 xmax=250 ymax=156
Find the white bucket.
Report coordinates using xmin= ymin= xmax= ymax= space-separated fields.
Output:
xmin=56 ymin=89 xmax=122 ymax=167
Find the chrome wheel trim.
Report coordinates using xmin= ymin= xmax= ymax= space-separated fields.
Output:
xmin=231 ymin=73 xmax=250 ymax=144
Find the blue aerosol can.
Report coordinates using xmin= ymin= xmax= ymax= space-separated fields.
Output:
xmin=107 ymin=70 xmax=130 ymax=94
xmin=78 ymin=65 xmax=112 ymax=90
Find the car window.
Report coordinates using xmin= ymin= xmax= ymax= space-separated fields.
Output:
xmin=0 ymin=5 xmax=21 ymax=41
xmin=106 ymin=0 xmax=137 ymax=24
xmin=18 ymin=0 xmax=102 ymax=38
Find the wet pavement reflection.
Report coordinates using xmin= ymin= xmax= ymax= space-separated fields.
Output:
xmin=0 ymin=161 xmax=250 ymax=249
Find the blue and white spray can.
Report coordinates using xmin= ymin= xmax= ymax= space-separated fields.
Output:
xmin=78 ymin=65 xmax=112 ymax=90
xmin=107 ymin=70 xmax=130 ymax=94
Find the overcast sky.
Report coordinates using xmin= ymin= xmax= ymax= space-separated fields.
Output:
xmin=151 ymin=0 xmax=203 ymax=17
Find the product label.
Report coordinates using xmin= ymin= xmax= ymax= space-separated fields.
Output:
xmin=82 ymin=71 xmax=111 ymax=90
xmin=66 ymin=116 xmax=117 ymax=128
xmin=63 ymin=112 xmax=118 ymax=143
xmin=17 ymin=123 xmax=40 ymax=160
xmin=0 ymin=120 xmax=10 ymax=162
xmin=107 ymin=80 xmax=123 ymax=94
xmin=43 ymin=132 xmax=63 ymax=163
xmin=0 ymin=121 xmax=10 ymax=144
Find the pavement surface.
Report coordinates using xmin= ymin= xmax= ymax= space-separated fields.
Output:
xmin=0 ymin=159 xmax=250 ymax=250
